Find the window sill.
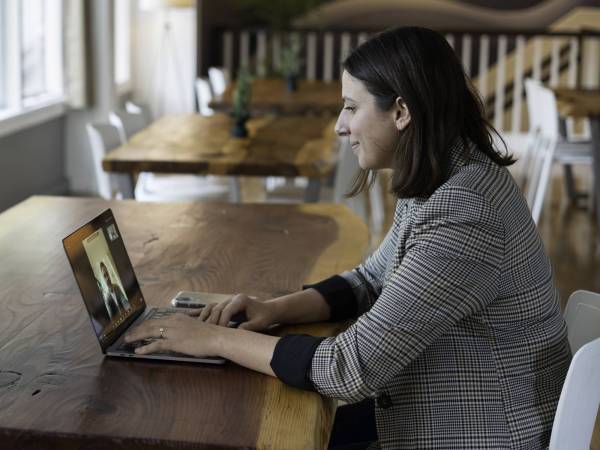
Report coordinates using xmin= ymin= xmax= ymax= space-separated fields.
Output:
xmin=0 ymin=98 xmax=67 ymax=139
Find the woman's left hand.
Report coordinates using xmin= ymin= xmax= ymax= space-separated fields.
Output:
xmin=124 ymin=313 xmax=223 ymax=357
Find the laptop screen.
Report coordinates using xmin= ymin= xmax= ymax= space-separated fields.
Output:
xmin=63 ymin=209 xmax=146 ymax=351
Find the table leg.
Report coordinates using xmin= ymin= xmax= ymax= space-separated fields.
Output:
xmin=590 ymin=116 xmax=600 ymax=236
xmin=305 ymin=178 xmax=322 ymax=202
xmin=229 ymin=176 xmax=242 ymax=203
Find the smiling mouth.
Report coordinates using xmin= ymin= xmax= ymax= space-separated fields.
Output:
xmin=351 ymin=142 xmax=359 ymax=148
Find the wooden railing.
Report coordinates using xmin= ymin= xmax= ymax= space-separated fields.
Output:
xmin=208 ymin=27 xmax=600 ymax=133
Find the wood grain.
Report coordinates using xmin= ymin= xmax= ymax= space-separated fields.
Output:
xmin=553 ymin=88 xmax=600 ymax=117
xmin=0 ymin=196 xmax=368 ymax=449
xmin=102 ymin=114 xmax=338 ymax=179
xmin=210 ymin=78 xmax=342 ymax=116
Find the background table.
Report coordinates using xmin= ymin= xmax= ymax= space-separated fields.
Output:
xmin=209 ymin=78 xmax=342 ymax=116
xmin=0 ymin=196 xmax=368 ymax=449
xmin=103 ymin=114 xmax=338 ymax=202
xmin=554 ymin=88 xmax=600 ymax=234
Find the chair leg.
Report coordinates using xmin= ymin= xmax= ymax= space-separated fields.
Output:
xmin=563 ymin=164 xmax=578 ymax=203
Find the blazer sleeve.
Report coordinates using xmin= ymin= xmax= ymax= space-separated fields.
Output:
xmin=307 ymin=187 xmax=505 ymax=402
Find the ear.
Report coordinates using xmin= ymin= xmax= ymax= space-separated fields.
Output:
xmin=393 ymin=97 xmax=411 ymax=131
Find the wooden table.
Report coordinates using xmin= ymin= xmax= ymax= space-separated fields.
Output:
xmin=554 ymin=88 xmax=600 ymax=232
xmin=103 ymin=113 xmax=338 ymax=202
xmin=0 ymin=196 xmax=368 ymax=449
xmin=209 ymin=78 xmax=342 ymax=116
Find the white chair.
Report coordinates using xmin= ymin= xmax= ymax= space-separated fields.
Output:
xmin=89 ymin=121 xmax=231 ymax=203
xmin=125 ymin=101 xmax=152 ymax=123
xmin=524 ymin=79 xmax=593 ymax=206
xmin=523 ymin=84 xmax=560 ymax=224
xmin=208 ymin=67 xmax=230 ymax=97
xmin=564 ymin=290 xmax=600 ymax=355
xmin=195 ymin=77 xmax=214 ymax=116
xmin=548 ymin=337 xmax=600 ymax=450
xmin=108 ymin=110 xmax=147 ymax=143
xmin=86 ymin=123 xmax=134 ymax=199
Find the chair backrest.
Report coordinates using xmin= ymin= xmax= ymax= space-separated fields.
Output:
xmin=524 ymin=83 xmax=559 ymax=224
xmin=85 ymin=123 xmax=133 ymax=199
xmin=208 ymin=67 xmax=230 ymax=97
xmin=548 ymin=337 xmax=600 ymax=450
xmin=195 ymin=77 xmax=214 ymax=116
xmin=125 ymin=101 xmax=152 ymax=123
xmin=564 ymin=290 xmax=600 ymax=354
xmin=108 ymin=110 xmax=148 ymax=144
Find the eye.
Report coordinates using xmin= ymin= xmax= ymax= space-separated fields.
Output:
xmin=343 ymin=105 xmax=355 ymax=112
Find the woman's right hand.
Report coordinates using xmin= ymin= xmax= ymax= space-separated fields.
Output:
xmin=197 ymin=294 xmax=277 ymax=331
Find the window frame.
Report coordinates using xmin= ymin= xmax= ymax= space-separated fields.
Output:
xmin=114 ymin=0 xmax=133 ymax=95
xmin=0 ymin=0 xmax=65 ymax=138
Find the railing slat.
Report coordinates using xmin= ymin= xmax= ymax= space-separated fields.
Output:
xmin=256 ymin=30 xmax=267 ymax=77
xmin=512 ymin=35 xmax=525 ymax=133
xmin=306 ymin=32 xmax=317 ymax=81
xmin=357 ymin=33 xmax=369 ymax=45
xmin=271 ymin=33 xmax=281 ymax=73
xmin=240 ymin=31 xmax=250 ymax=67
xmin=445 ymin=33 xmax=455 ymax=49
xmin=223 ymin=31 xmax=234 ymax=79
xmin=550 ymin=37 xmax=561 ymax=87
xmin=323 ymin=32 xmax=335 ymax=82
xmin=494 ymin=35 xmax=507 ymax=131
xmin=478 ymin=35 xmax=489 ymax=99
xmin=462 ymin=34 xmax=472 ymax=76
xmin=340 ymin=33 xmax=352 ymax=62
xmin=532 ymin=37 xmax=542 ymax=82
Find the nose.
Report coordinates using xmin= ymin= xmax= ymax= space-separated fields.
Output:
xmin=335 ymin=111 xmax=349 ymax=137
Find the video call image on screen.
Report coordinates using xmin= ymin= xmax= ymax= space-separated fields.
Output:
xmin=82 ymin=226 xmax=137 ymax=339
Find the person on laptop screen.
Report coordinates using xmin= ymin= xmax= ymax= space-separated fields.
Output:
xmin=125 ymin=26 xmax=571 ymax=450
xmin=99 ymin=261 xmax=130 ymax=317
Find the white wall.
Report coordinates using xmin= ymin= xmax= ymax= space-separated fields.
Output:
xmin=131 ymin=3 xmax=197 ymax=117
xmin=64 ymin=1 xmax=118 ymax=196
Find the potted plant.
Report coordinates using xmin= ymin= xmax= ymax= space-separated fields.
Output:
xmin=280 ymin=34 xmax=303 ymax=91
xmin=231 ymin=67 xmax=253 ymax=138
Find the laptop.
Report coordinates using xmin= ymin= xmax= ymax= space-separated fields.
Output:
xmin=63 ymin=208 xmax=227 ymax=364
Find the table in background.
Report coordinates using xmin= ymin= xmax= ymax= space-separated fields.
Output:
xmin=553 ymin=88 xmax=600 ymax=233
xmin=103 ymin=113 xmax=338 ymax=202
xmin=209 ymin=78 xmax=342 ymax=116
xmin=0 ymin=196 xmax=368 ymax=449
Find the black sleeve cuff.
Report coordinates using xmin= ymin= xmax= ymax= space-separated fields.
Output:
xmin=270 ymin=334 xmax=325 ymax=391
xmin=303 ymin=275 xmax=357 ymax=321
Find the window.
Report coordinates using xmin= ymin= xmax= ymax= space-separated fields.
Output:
xmin=0 ymin=0 xmax=64 ymax=131
xmin=114 ymin=0 xmax=132 ymax=92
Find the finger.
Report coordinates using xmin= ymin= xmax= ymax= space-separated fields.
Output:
xmin=218 ymin=299 xmax=245 ymax=327
xmin=238 ymin=320 xmax=262 ymax=331
xmin=186 ymin=308 xmax=205 ymax=317
xmin=125 ymin=321 xmax=163 ymax=342
xmin=135 ymin=339 xmax=167 ymax=355
xmin=198 ymin=303 xmax=216 ymax=321
xmin=206 ymin=301 xmax=227 ymax=325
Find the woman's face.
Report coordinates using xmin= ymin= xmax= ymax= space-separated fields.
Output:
xmin=335 ymin=70 xmax=410 ymax=170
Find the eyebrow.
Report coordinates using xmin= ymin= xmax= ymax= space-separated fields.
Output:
xmin=342 ymin=96 xmax=357 ymax=103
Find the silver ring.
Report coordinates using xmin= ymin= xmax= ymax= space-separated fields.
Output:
xmin=159 ymin=327 xmax=165 ymax=339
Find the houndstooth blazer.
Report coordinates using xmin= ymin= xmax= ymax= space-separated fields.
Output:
xmin=271 ymin=142 xmax=571 ymax=450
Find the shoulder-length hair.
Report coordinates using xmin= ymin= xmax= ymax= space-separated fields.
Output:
xmin=343 ymin=26 xmax=515 ymax=199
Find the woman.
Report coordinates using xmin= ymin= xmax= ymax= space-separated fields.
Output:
xmin=125 ymin=27 xmax=571 ymax=449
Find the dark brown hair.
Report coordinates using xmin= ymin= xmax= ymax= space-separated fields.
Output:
xmin=343 ymin=26 xmax=514 ymax=198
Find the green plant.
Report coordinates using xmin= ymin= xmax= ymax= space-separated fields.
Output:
xmin=280 ymin=34 xmax=303 ymax=78
xmin=235 ymin=0 xmax=333 ymax=30
xmin=232 ymin=67 xmax=253 ymax=121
